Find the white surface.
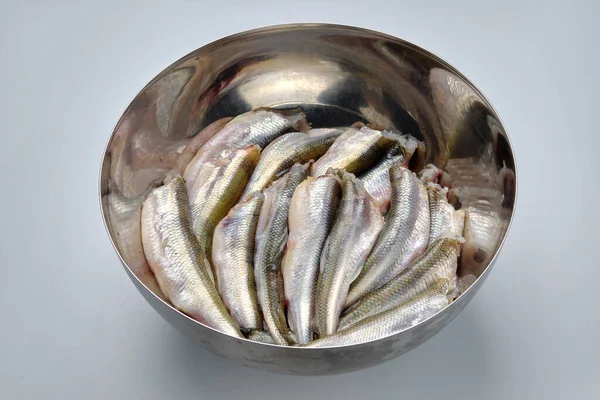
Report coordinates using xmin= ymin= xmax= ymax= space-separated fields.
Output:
xmin=1 ymin=1 xmax=598 ymax=398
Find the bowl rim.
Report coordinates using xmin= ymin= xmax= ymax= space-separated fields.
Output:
xmin=98 ymin=22 xmax=518 ymax=350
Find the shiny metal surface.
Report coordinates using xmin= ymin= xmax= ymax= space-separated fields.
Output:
xmin=99 ymin=23 xmax=516 ymax=375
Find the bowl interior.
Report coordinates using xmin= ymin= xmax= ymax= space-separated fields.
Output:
xmin=100 ymin=23 xmax=515 ymax=342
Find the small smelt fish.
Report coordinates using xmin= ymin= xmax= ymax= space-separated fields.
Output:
xmin=183 ymin=108 xmax=308 ymax=193
xmin=255 ymin=162 xmax=311 ymax=345
xmin=282 ymin=173 xmax=342 ymax=344
xmin=106 ymin=180 xmax=166 ymax=300
xmin=311 ymin=126 xmax=399 ymax=177
xmin=339 ymin=236 xmax=462 ymax=330
xmin=242 ymin=128 xmax=345 ymax=198
xmin=190 ymin=145 xmax=260 ymax=282
xmin=346 ymin=164 xmax=430 ymax=307
xmin=427 ymin=182 xmax=466 ymax=242
xmin=141 ymin=177 xmax=242 ymax=338
xmin=315 ymin=171 xmax=384 ymax=336
xmin=212 ymin=192 xmax=264 ymax=331
xmin=360 ymin=155 xmax=406 ymax=214
xmin=305 ymin=279 xmax=450 ymax=348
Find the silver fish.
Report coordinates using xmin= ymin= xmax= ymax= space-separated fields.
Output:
xmin=360 ymin=155 xmax=406 ymax=214
xmin=141 ymin=177 xmax=242 ymax=337
xmin=311 ymin=126 xmax=399 ymax=177
xmin=339 ymin=236 xmax=462 ymax=330
xmin=426 ymin=182 xmax=466 ymax=242
xmin=242 ymin=128 xmax=345 ymax=198
xmin=282 ymin=173 xmax=342 ymax=344
xmin=315 ymin=171 xmax=384 ymax=336
xmin=190 ymin=145 xmax=261 ymax=282
xmin=106 ymin=180 xmax=166 ymax=300
xmin=346 ymin=164 xmax=430 ymax=306
xmin=254 ymin=162 xmax=311 ymax=345
xmin=183 ymin=108 xmax=308 ymax=193
xmin=212 ymin=192 xmax=264 ymax=331
xmin=305 ymin=278 xmax=450 ymax=348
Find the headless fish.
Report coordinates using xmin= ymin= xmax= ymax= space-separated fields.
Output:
xmin=141 ymin=177 xmax=242 ymax=337
xmin=346 ymin=164 xmax=430 ymax=306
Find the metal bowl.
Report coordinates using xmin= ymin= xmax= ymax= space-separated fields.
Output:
xmin=99 ymin=23 xmax=516 ymax=375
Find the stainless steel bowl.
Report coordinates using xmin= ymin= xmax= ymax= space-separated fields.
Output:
xmin=99 ymin=23 xmax=516 ymax=375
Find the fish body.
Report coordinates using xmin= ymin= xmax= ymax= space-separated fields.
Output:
xmin=243 ymin=128 xmax=345 ymax=197
xmin=339 ymin=236 xmax=462 ymax=330
xmin=254 ymin=162 xmax=311 ymax=345
xmin=305 ymin=279 xmax=450 ymax=348
xmin=315 ymin=172 xmax=384 ymax=336
xmin=190 ymin=145 xmax=260 ymax=281
xmin=212 ymin=193 xmax=264 ymax=330
xmin=183 ymin=108 xmax=308 ymax=193
xmin=282 ymin=173 xmax=342 ymax=344
xmin=427 ymin=182 xmax=466 ymax=242
xmin=106 ymin=180 xmax=166 ymax=300
xmin=140 ymin=177 xmax=242 ymax=337
xmin=360 ymin=155 xmax=406 ymax=214
xmin=311 ymin=126 xmax=398 ymax=177
xmin=346 ymin=164 xmax=430 ymax=306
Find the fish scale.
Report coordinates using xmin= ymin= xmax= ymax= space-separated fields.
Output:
xmin=426 ymin=182 xmax=466 ymax=242
xmin=315 ymin=171 xmax=384 ymax=336
xmin=339 ymin=236 xmax=462 ymax=330
xmin=282 ymin=173 xmax=342 ymax=344
xmin=254 ymin=162 xmax=311 ymax=345
xmin=242 ymin=127 xmax=345 ymax=198
xmin=311 ymin=126 xmax=399 ymax=177
xmin=346 ymin=163 xmax=430 ymax=307
xmin=212 ymin=192 xmax=264 ymax=330
xmin=305 ymin=279 xmax=450 ymax=348
xmin=141 ymin=177 xmax=242 ymax=338
xmin=183 ymin=108 xmax=308 ymax=194
xmin=189 ymin=145 xmax=261 ymax=284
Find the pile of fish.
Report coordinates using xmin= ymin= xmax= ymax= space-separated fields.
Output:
xmin=107 ymin=107 xmax=468 ymax=347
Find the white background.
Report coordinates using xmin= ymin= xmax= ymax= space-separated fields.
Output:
xmin=1 ymin=1 xmax=598 ymax=398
